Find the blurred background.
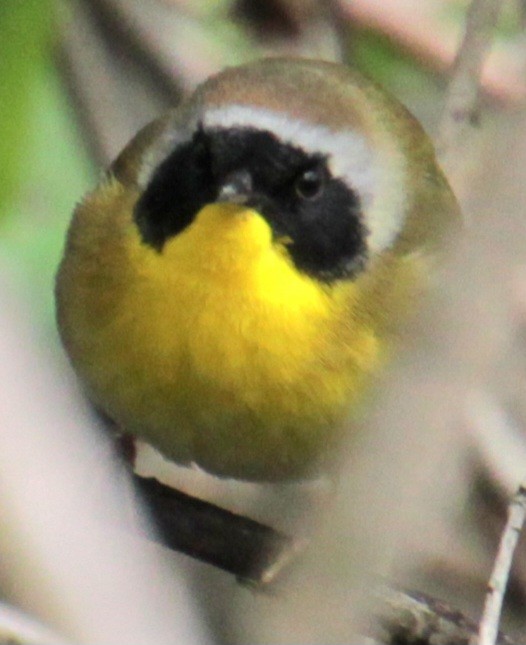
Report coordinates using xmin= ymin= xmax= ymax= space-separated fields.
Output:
xmin=3 ymin=0 xmax=526 ymax=643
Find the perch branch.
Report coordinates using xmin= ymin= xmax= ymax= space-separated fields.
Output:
xmin=134 ymin=475 xmax=293 ymax=583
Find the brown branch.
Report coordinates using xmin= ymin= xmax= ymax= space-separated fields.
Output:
xmin=133 ymin=475 xmax=293 ymax=583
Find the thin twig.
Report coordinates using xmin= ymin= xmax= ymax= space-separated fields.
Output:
xmin=437 ymin=0 xmax=503 ymax=180
xmin=477 ymin=485 xmax=526 ymax=645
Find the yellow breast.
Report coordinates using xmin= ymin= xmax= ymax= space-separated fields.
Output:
xmin=57 ymin=179 xmax=385 ymax=480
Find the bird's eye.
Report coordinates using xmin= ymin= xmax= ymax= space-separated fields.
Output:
xmin=294 ymin=167 xmax=325 ymax=200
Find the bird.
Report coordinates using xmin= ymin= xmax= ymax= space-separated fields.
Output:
xmin=56 ymin=57 xmax=460 ymax=483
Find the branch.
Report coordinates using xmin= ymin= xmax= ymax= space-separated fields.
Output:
xmin=478 ymin=486 xmax=526 ymax=645
xmin=134 ymin=475 xmax=294 ymax=584
xmin=370 ymin=585 xmax=517 ymax=645
xmin=437 ymin=0 xmax=503 ymax=177
xmin=135 ymin=475 xmax=521 ymax=645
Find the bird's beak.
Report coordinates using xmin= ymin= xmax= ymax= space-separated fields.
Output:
xmin=217 ymin=169 xmax=253 ymax=204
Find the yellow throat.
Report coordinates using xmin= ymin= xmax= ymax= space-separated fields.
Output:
xmin=58 ymin=185 xmax=382 ymax=480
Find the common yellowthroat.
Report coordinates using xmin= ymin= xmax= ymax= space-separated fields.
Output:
xmin=56 ymin=58 xmax=459 ymax=482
